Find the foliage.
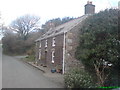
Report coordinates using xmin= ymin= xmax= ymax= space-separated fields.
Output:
xmin=26 ymin=44 xmax=36 ymax=61
xmin=75 ymin=9 xmax=119 ymax=86
xmin=2 ymin=16 xmax=75 ymax=55
xmin=2 ymin=29 xmax=41 ymax=55
xmin=64 ymin=68 xmax=97 ymax=88
xmin=25 ymin=55 xmax=35 ymax=62
xmin=26 ymin=45 xmax=35 ymax=55
xmin=2 ymin=31 xmax=21 ymax=54
xmin=0 ymin=13 xmax=4 ymax=37
xmin=10 ymin=14 xmax=40 ymax=40
xmin=2 ymin=15 xmax=41 ymax=55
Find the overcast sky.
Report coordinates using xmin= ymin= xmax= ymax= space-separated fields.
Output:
xmin=0 ymin=0 xmax=119 ymax=26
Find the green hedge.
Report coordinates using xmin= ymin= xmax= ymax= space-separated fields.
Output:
xmin=25 ymin=55 xmax=35 ymax=62
xmin=64 ymin=68 xmax=97 ymax=88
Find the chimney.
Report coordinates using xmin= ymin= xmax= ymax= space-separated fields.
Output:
xmin=85 ymin=1 xmax=95 ymax=14
xmin=48 ymin=22 xmax=55 ymax=30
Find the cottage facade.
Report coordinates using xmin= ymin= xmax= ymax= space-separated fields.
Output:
xmin=35 ymin=2 xmax=95 ymax=74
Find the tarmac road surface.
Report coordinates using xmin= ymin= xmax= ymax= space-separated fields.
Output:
xmin=2 ymin=47 xmax=63 ymax=88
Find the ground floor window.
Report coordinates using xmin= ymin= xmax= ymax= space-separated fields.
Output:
xmin=39 ymin=49 xmax=41 ymax=59
xmin=52 ymin=50 xmax=55 ymax=63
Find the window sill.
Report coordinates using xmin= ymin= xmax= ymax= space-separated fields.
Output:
xmin=52 ymin=45 xmax=55 ymax=47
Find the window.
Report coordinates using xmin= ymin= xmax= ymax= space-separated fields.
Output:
xmin=39 ymin=42 xmax=41 ymax=48
xmin=39 ymin=49 xmax=41 ymax=59
xmin=36 ymin=42 xmax=38 ymax=46
xmin=45 ymin=39 xmax=47 ymax=47
xmin=52 ymin=50 xmax=55 ymax=63
xmin=52 ymin=37 xmax=55 ymax=46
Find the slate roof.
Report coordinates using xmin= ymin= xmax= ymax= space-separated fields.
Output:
xmin=36 ymin=15 xmax=89 ymax=41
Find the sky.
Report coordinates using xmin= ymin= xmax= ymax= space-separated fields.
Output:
xmin=0 ymin=0 xmax=118 ymax=27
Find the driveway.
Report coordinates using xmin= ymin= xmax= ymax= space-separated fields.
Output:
xmin=2 ymin=51 xmax=64 ymax=88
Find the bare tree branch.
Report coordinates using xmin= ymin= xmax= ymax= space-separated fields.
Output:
xmin=10 ymin=14 xmax=40 ymax=40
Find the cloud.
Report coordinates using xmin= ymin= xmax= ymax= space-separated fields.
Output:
xmin=0 ymin=0 xmax=118 ymax=25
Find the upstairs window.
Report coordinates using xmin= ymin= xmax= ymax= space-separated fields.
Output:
xmin=45 ymin=39 xmax=48 ymax=47
xmin=52 ymin=50 xmax=55 ymax=63
xmin=52 ymin=37 xmax=55 ymax=46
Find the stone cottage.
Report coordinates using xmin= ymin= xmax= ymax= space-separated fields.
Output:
xmin=35 ymin=1 xmax=95 ymax=74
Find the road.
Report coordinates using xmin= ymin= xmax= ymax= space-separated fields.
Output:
xmin=2 ymin=48 xmax=63 ymax=88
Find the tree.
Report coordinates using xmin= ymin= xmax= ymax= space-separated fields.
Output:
xmin=2 ymin=30 xmax=18 ymax=54
xmin=0 ymin=13 xmax=2 ymax=36
xmin=75 ymin=9 xmax=119 ymax=86
xmin=10 ymin=14 xmax=40 ymax=40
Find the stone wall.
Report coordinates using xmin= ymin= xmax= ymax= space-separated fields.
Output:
xmin=64 ymin=22 xmax=86 ymax=72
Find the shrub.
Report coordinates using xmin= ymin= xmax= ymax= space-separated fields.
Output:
xmin=75 ymin=9 xmax=119 ymax=86
xmin=25 ymin=55 xmax=35 ymax=62
xmin=64 ymin=68 xmax=97 ymax=88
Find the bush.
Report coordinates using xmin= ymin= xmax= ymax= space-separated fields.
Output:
xmin=75 ymin=9 xmax=119 ymax=86
xmin=25 ymin=55 xmax=35 ymax=62
xmin=64 ymin=68 xmax=97 ymax=88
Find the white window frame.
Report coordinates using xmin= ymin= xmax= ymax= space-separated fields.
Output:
xmin=39 ymin=42 xmax=41 ymax=48
xmin=39 ymin=49 xmax=41 ymax=59
xmin=36 ymin=42 xmax=38 ymax=46
xmin=45 ymin=39 xmax=48 ymax=47
xmin=52 ymin=50 xmax=55 ymax=63
xmin=52 ymin=37 xmax=55 ymax=46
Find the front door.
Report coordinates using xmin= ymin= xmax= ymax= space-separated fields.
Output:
xmin=44 ymin=51 xmax=47 ymax=66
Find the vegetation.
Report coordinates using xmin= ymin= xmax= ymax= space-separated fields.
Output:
xmin=2 ymin=15 xmax=75 ymax=57
xmin=75 ymin=9 xmax=119 ymax=87
xmin=2 ymin=30 xmax=41 ymax=55
xmin=0 ymin=13 xmax=3 ymax=38
xmin=10 ymin=14 xmax=40 ymax=40
xmin=64 ymin=68 xmax=97 ymax=88
xmin=25 ymin=55 xmax=35 ymax=62
xmin=2 ymin=14 xmax=41 ymax=55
